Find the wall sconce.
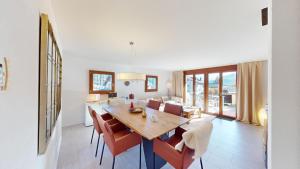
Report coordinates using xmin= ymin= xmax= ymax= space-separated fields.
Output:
xmin=117 ymin=72 xmax=146 ymax=86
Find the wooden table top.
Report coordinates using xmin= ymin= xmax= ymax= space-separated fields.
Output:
xmin=103 ymin=104 xmax=190 ymax=140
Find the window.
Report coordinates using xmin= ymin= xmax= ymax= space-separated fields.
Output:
xmin=89 ymin=70 xmax=115 ymax=94
xmin=185 ymin=75 xmax=193 ymax=106
xmin=38 ymin=13 xmax=62 ymax=154
xmin=145 ymin=75 xmax=158 ymax=92
xmin=195 ymin=74 xmax=205 ymax=110
xmin=184 ymin=65 xmax=237 ymax=118
xmin=222 ymin=72 xmax=237 ymax=117
xmin=208 ymin=73 xmax=220 ymax=113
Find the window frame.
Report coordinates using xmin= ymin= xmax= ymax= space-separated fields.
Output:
xmin=89 ymin=70 xmax=115 ymax=94
xmin=183 ymin=65 xmax=237 ymax=118
xmin=38 ymin=13 xmax=62 ymax=154
xmin=145 ymin=75 xmax=158 ymax=92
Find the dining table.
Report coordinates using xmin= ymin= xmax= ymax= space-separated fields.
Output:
xmin=103 ymin=103 xmax=190 ymax=169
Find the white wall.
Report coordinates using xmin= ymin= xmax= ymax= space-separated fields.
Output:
xmin=271 ymin=0 xmax=300 ymax=168
xmin=62 ymin=54 xmax=172 ymax=127
xmin=37 ymin=115 xmax=62 ymax=169
xmin=0 ymin=0 xmax=62 ymax=169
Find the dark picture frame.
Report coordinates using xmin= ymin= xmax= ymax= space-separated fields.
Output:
xmin=89 ymin=70 xmax=115 ymax=94
xmin=145 ymin=75 xmax=158 ymax=92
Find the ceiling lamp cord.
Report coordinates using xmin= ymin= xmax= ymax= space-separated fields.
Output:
xmin=129 ymin=41 xmax=136 ymax=59
xmin=124 ymin=41 xmax=137 ymax=87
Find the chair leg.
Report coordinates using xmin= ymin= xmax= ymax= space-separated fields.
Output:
xmin=153 ymin=152 xmax=155 ymax=169
xmin=90 ymin=127 xmax=95 ymax=144
xmin=139 ymin=143 xmax=142 ymax=169
xmin=200 ymin=157 xmax=203 ymax=169
xmin=95 ymin=134 xmax=100 ymax=157
xmin=112 ymin=156 xmax=115 ymax=169
xmin=99 ymin=141 xmax=105 ymax=165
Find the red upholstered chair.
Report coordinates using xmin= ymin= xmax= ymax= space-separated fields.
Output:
xmin=88 ymin=106 xmax=114 ymax=157
xmin=97 ymin=115 xmax=142 ymax=169
xmin=163 ymin=103 xmax=183 ymax=116
xmin=163 ymin=103 xmax=184 ymax=136
xmin=147 ymin=100 xmax=161 ymax=110
xmin=153 ymin=127 xmax=195 ymax=169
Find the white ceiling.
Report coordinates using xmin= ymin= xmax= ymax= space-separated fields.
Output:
xmin=52 ymin=0 xmax=270 ymax=71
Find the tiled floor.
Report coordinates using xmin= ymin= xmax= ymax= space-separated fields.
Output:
xmin=57 ymin=118 xmax=265 ymax=169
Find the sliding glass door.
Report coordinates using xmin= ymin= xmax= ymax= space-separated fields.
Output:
xmin=184 ymin=65 xmax=237 ymax=118
xmin=222 ymin=72 xmax=237 ymax=117
xmin=208 ymin=73 xmax=220 ymax=113
xmin=185 ymin=75 xmax=194 ymax=106
xmin=195 ymin=74 xmax=205 ymax=110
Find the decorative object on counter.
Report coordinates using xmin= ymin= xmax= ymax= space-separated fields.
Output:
xmin=0 ymin=57 xmax=8 ymax=91
xmin=107 ymin=92 xmax=118 ymax=105
xmin=108 ymin=92 xmax=117 ymax=98
xmin=129 ymin=93 xmax=134 ymax=99
xmin=86 ymin=94 xmax=100 ymax=103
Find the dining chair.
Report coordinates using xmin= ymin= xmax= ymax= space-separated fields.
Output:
xmin=88 ymin=106 xmax=114 ymax=157
xmin=163 ymin=103 xmax=184 ymax=136
xmin=163 ymin=103 xmax=183 ymax=116
xmin=97 ymin=115 xmax=142 ymax=169
xmin=147 ymin=100 xmax=161 ymax=110
xmin=153 ymin=123 xmax=213 ymax=169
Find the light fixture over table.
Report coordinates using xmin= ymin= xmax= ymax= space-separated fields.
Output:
xmin=117 ymin=42 xmax=146 ymax=86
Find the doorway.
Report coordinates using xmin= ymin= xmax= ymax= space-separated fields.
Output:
xmin=184 ymin=65 xmax=237 ymax=118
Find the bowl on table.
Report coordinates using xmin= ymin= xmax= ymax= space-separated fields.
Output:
xmin=129 ymin=107 xmax=144 ymax=113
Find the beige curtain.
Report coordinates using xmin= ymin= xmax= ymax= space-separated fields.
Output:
xmin=237 ymin=61 xmax=267 ymax=125
xmin=172 ymin=71 xmax=184 ymax=97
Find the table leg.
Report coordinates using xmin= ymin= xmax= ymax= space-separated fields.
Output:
xmin=142 ymin=134 xmax=169 ymax=169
